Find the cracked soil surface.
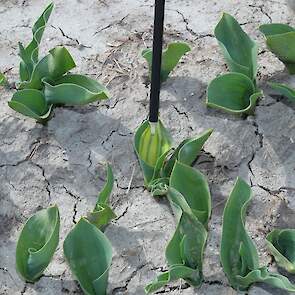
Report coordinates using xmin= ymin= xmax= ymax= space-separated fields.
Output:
xmin=0 ymin=0 xmax=295 ymax=294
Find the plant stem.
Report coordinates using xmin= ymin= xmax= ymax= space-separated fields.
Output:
xmin=149 ymin=0 xmax=165 ymax=124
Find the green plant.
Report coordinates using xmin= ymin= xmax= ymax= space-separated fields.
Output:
xmin=221 ymin=178 xmax=295 ymax=292
xmin=134 ymin=120 xmax=212 ymax=293
xmin=142 ymin=42 xmax=191 ymax=82
xmin=8 ymin=3 xmax=109 ymax=123
xmin=0 ymin=72 xmax=6 ymax=86
xmin=207 ymin=13 xmax=262 ymax=115
xmin=260 ymin=23 xmax=295 ymax=74
xmin=16 ymin=205 xmax=60 ymax=282
xmin=266 ymin=229 xmax=295 ymax=274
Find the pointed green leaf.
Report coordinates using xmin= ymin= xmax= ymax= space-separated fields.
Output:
xmin=142 ymin=42 xmax=191 ymax=82
xmin=63 ymin=218 xmax=112 ymax=295
xmin=8 ymin=89 xmax=52 ymax=122
xmin=269 ymin=82 xmax=295 ymax=102
xmin=260 ymin=23 xmax=295 ymax=74
xmin=43 ymin=74 xmax=109 ymax=105
xmin=266 ymin=229 xmax=295 ymax=274
xmin=207 ymin=72 xmax=261 ymax=115
xmin=16 ymin=205 xmax=60 ymax=282
xmin=215 ymin=13 xmax=258 ymax=80
xmin=19 ymin=46 xmax=76 ymax=90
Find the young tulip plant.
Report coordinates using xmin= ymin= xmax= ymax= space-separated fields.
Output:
xmin=16 ymin=165 xmax=115 ymax=295
xmin=221 ymin=178 xmax=295 ymax=292
xmin=207 ymin=13 xmax=262 ymax=115
xmin=260 ymin=23 xmax=295 ymax=102
xmin=8 ymin=3 xmax=109 ymax=123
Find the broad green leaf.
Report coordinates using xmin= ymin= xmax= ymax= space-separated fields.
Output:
xmin=8 ymin=89 xmax=52 ymax=122
xmin=266 ymin=229 xmax=295 ymax=274
xmin=260 ymin=24 xmax=295 ymax=74
xmin=43 ymin=74 xmax=109 ymax=105
xmin=16 ymin=205 xmax=60 ymax=282
xmin=207 ymin=72 xmax=261 ymax=115
xmin=170 ymin=161 xmax=211 ymax=225
xmin=63 ymin=218 xmax=112 ymax=295
xmin=134 ymin=120 xmax=172 ymax=185
xmin=87 ymin=164 xmax=116 ymax=229
xmin=19 ymin=46 xmax=76 ymax=90
xmin=142 ymin=42 xmax=191 ymax=82
xmin=221 ymin=178 xmax=295 ymax=292
xmin=269 ymin=82 xmax=295 ymax=102
xmin=215 ymin=13 xmax=258 ymax=80
xmin=19 ymin=3 xmax=54 ymax=81
xmin=163 ymin=129 xmax=213 ymax=177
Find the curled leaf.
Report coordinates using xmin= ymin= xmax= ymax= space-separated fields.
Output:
xmin=19 ymin=2 xmax=54 ymax=81
xmin=63 ymin=218 xmax=112 ymax=295
xmin=266 ymin=229 xmax=295 ymax=274
xmin=43 ymin=74 xmax=109 ymax=105
xmin=215 ymin=13 xmax=258 ymax=81
xmin=19 ymin=46 xmax=76 ymax=90
xmin=269 ymin=82 xmax=295 ymax=102
xmin=142 ymin=42 xmax=191 ymax=82
xmin=260 ymin=23 xmax=295 ymax=74
xmin=16 ymin=205 xmax=60 ymax=282
xmin=8 ymin=89 xmax=52 ymax=122
xmin=207 ymin=72 xmax=262 ymax=115
xmin=134 ymin=120 xmax=172 ymax=185
xmin=221 ymin=178 xmax=295 ymax=292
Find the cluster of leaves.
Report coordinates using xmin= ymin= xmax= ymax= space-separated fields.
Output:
xmin=221 ymin=178 xmax=295 ymax=292
xmin=16 ymin=165 xmax=115 ymax=295
xmin=8 ymin=3 xmax=109 ymax=123
xmin=142 ymin=42 xmax=191 ymax=83
xmin=260 ymin=23 xmax=295 ymax=102
xmin=207 ymin=13 xmax=262 ymax=115
xmin=134 ymin=120 xmax=213 ymax=293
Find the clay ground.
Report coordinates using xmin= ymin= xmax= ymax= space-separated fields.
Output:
xmin=0 ymin=0 xmax=295 ymax=294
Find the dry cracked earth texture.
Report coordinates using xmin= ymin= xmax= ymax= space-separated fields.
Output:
xmin=0 ymin=0 xmax=295 ymax=294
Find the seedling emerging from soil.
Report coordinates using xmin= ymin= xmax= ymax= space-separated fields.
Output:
xmin=221 ymin=178 xmax=295 ymax=292
xmin=207 ymin=13 xmax=262 ymax=115
xmin=266 ymin=229 xmax=295 ymax=274
xmin=8 ymin=3 xmax=109 ymax=123
xmin=142 ymin=42 xmax=191 ymax=82
xmin=260 ymin=23 xmax=295 ymax=74
xmin=64 ymin=164 xmax=115 ymax=295
xmin=16 ymin=205 xmax=60 ymax=282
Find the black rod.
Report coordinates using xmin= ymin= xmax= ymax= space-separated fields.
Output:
xmin=149 ymin=0 xmax=165 ymax=123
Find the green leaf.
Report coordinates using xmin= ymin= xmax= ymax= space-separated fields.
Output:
xmin=134 ymin=120 xmax=172 ymax=186
xmin=87 ymin=164 xmax=116 ymax=229
xmin=215 ymin=13 xmax=258 ymax=81
xmin=163 ymin=129 xmax=213 ymax=177
xmin=0 ymin=72 xmax=6 ymax=86
xmin=221 ymin=178 xmax=295 ymax=292
xmin=63 ymin=218 xmax=112 ymax=295
xmin=8 ymin=89 xmax=52 ymax=122
xmin=43 ymin=74 xmax=109 ymax=105
xmin=142 ymin=42 xmax=191 ymax=82
xmin=269 ymin=82 xmax=295 ymax=102
xmin=16 ymin=205 xmax=60 ymax=282
xmin=170 ymin=161 xmax=211 ymax=225
xmin=266 ymin=229 xmax=295 ymax=274
xmin=19 ymin=46 xmax=76 ymax=90
xmin=207 ymin=72 xmax=261 ymax=115
xmin=260 ymin=23 xmax=295 ymax=74
xmin=19 ymin=2 xmax=54 ymax=81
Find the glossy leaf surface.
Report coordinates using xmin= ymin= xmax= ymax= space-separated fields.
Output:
xmin=16 ymin=206 xmax=60 ymax=282
xmin=260 ymin=23 xmax=295 ymax=74
xmin=142 ymin=42 xmax=191 ymax=82
xmin=207 ymin=72 xmax=261 ymax=115
xmin=266 ymin=229 xmax=295 ymax=274
xmin=215 ymin=13 xmax=258 ymax=80
xmin=63 ymin=218 xmax=112 ymax=295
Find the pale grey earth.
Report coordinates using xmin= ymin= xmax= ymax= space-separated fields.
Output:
xmin=0 ymin=0 xmax=295 ymax=294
